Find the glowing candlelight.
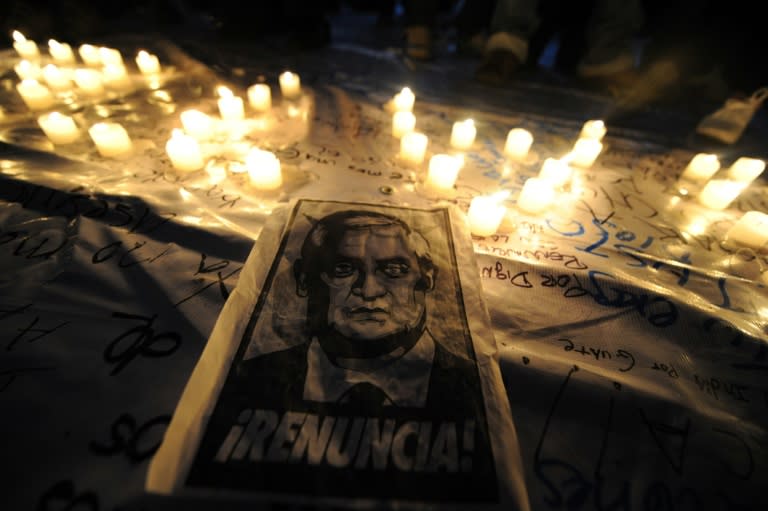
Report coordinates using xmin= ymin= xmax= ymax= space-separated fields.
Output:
xmin=504 ymin=128 xmax=533 ymax=160
xmin=517 ymin=177 xmax=555 ymax=214
xmin=102 ymin=64 xmax=131 ymax=90
xmin=135 ymin=50 xmax=161 ymax=75
xmin=216 ymin=86 xmax=245 ymax=121
xmin=74 ymin=68 xmax=104 ymax=96
xmin=279 ymin=71 xmax=301 ymax=99
xmin=568 ymin=138 xmax=603 ymax=168
xmin=48 ymin=39 xmax=75 ymax=65
xmin=180 ymin=109 xmax=215 ymax=140
xmin=98 ymin=47 xmax=124 ymax=67
xmin=14 ymin=59 xmax=42 ymax=80
xmin=38 ymin=112 xmax=80 ymax=144
xmin=728 ymin=157 xmax=765 ymax=183
xmin=725 ymin=211 xmax=768 ymax=250
xmin=538 ymin=157 xmax=572 ymax=188
xmin=88 ymin=122 xmax=133 ymax=158
xmin=450 ymin=119 xmax=476 ymax=150
xmin=12 ymin=31 xmax=39 ymax=60
xmin=579 ymin=119 xmax=606 ymax=141
xmin=78 ymin=44 xmax=102 ymax=66
xmin=698 ymin=179 xmax=747 ymax=210
xmin=41 ymin=64 xmax=71 ymax=91
xmin=426 ymin=154 xmax=462 ymax=191
xmin=399 ymin=132 xmax=428 ymax=164
xmin=16 ymin=79 xmax=55 ymax=110
xmin=246 ymin=148 xmax=283 ymax=190
xmin=392 ymin=111 xmax=416 ymax=138
xmin=393 ymin=87 xmax=415 ymax=112
xmin=166 ymin=129 xmax=204 ymax=171
xmin=247 ymin=83 xmax=272 ymax=112
xmin=681 ymin=153 xmax=720 ymax=181
xmin=467 ymin=191 xmax=509 ymax=236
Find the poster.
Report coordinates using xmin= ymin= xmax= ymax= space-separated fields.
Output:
xmin=147 ymin=199 xmax=528 ymax=509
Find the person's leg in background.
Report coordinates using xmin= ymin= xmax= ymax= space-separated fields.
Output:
xmin=402 ymin=0 xmax=440 ymax=60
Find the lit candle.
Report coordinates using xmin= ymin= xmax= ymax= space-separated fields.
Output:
xmin=247 ymin=83 xmax=272 ymax=112
xmin=680 ymin=153 xmax=720 ymax=181
xmin=102 ymin=64 xmax=131 ymax=90
xmin=74 ymin=68 xmax=104 ymax=96
xmin=166 ymin=129 xmax=204 ymax=171
xmin=135 ymin=50 xmax=161 ymax=75
xmin=426 ymin=154 xmax=462 ymax=191
xmin=399 ymin=132 xmax=428 ymax=165
xmin=467 ymin=192 xmax=509 ymax=236
xmin=392 ymin=111 xmax=416 ymax=138
xmin=538 ymin=157 xmax=572 ymax=188
xmin=279 ymin=71 xmax=301 ymax=99
xmin=16 ymin=79 xmax=55 ymax=110
xmin=88 ymin=122 xmax=133 ymax=158
xmin=725 ymin=211 xmax=768 ymax=250
xmin=517 ymin=177 xmax=555 ymax=214
xmin=42 ymin=64 xmax=72 ymax=91
xmin=37 ymin=112 xmax=80 ymax=144
xmin=78 ymin=44 xmax=102 ymax=66
xmin=216 ymin=86 xmax=245 ymax=121
xmin=12 ymin=31 xmax=40 ymax=60
xmin=393 ymin=87 xmax=415 ymax=112
xmin=504 ymin=128 xmax=533 ymax=160
xmin=14 ymin=59 xmax=42 ymax=80
xmin=698 ymin=179 xmax=747 ymax=210
xmin=728 ymin=157 xmax=765 ymax=183
xmin=568 ymin=138 xmax=603 ymax=168
xmin=48 ymin=39 xmax=75 ymax=65
xmin=246 ymin=148 xmax=283 ymax=190
xmin=180 ymin=109 xmax=215 ymax=140
xmin=98 ymin=47 xmax=124 ymax=68
xmin=579 ymin=119 xmax=606 ymax=141
xmin=450 ymin=119 xmax=476 ymax=150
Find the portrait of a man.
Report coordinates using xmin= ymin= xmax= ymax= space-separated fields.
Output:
xmin=180 ymin=201 xmax=501 ymax=504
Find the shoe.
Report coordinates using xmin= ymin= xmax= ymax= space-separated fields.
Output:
xmin=474 ymin=49 xmax=522 ymax=86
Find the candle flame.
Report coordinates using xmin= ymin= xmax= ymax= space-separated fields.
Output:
xmin=464 ymin=119 xmax=474 ymax=126
xmin=216 ymin=85 xmax=233 ymax=98
xmin=49 ymin=111 xmax=65 ymax=121
xmin=137 ymin=50 xmax=150 ymax=59
xmin=490 ymin=190 xmax=511 ymax=202
xmin=12 ymin=30 xmax=27 ymax=42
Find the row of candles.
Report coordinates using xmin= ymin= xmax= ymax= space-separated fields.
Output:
xmin=678 ymin=153 xmax=765 ymax=210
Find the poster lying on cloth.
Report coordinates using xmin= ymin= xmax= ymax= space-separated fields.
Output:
xmin=146 ymin=199 xmax=529 ymax=509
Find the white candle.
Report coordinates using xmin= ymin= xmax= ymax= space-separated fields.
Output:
xmin=728 ymin=157 xmax=765 ymax=183
xmin=98 ymin=47 xmax=124 ymax=67
xmin=246 ymin=148 xmax=283 ymax=190
xmin=450 ymin=119 xmax=476 ymax=150
xmin=74 ymin=68 xmax=104 ymax=96
xmin=180 ymin=109 xmax=215 ymax=140
xmin=426 ymin=154 xmax=462 ymax=191
xmin=725 ymin=211 xmax=768 ymax=250
xmin=467 ymin=192 xmax=508 ymax=236
xmin=504 ymin=128 xmax=533 ymax=160
xmin=517 ymin=177 xmax=555 ymax=214
xmin=42 ymin=64 xmax=72 ymax=91
xmin=135 ymin=50 xmax=161 ymax=75
xmin=568 ymin=138 xmax=603 ymax=168
xmin=698 ymin=179 xmax=747 ymax=210
xmin=102 ymin=64 xmax=131 ymax=90
xmin=579 ymin=119 xmax=606 ymax=141
xmin=247 ymin=83 xmax=272 ymax=112
xmin=279 ymin=71 xmax=301 ymax=99
xmin=16 ymin=79 xmax=55 ymax=110
xmin=88 ymin=122 xmax=133 ymax=158
xmin=400 ymin=132 xmax=428 ymax=164
xmin=12 ymin=31 xmax=39 ymax=60
xmin=538 ymin=157 xmax=572 ymax=188
xmin=78 ymin=44 xmax=102 ymax=66
xmin=392 ymin=111 xmax=416 ymax=138
xmin=216 ymin=86 xmax=245 ymax=121
xmin=680 ymin=153 xmax=720 ymax=181
xmin=14 ymin=59 xmax=42 ymax=80
xmin=393 ymin=87 xmax=415 ymax=112
xmin=38 ymin=112 xmax=80 ymax=144
xmin=48 ymin=39 xmax=75 ymax=65
xmin=166 ymin=129 xmax=204 ymax=171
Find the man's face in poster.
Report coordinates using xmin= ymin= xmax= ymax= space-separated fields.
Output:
xmin=321 ymin=223 xmax=427 ymax=341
